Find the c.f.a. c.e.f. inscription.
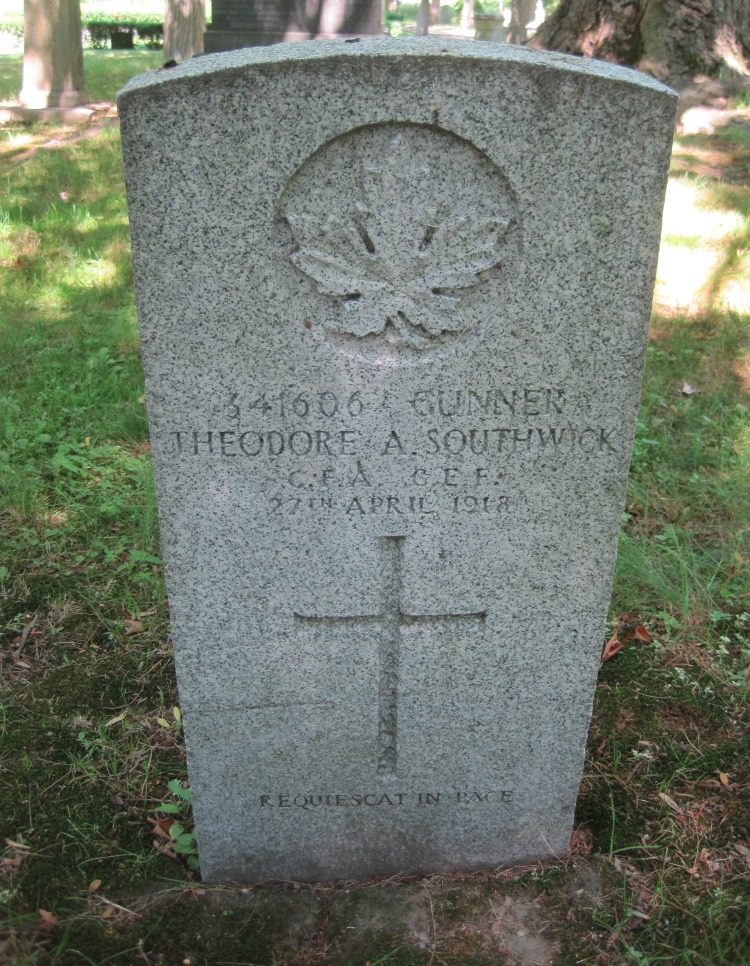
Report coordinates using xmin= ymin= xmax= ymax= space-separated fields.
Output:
xmin=276 ymin=123 xmax=520 ymax=356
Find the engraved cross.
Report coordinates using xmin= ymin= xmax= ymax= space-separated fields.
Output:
xmin=294 ymin=536 xmax=486 ymax=776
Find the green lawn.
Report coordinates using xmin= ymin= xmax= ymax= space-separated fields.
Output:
xmin=0 ymin=50 xmax=164 ymax=103
xmin=0 ymin=63 xmax=749 ymax=964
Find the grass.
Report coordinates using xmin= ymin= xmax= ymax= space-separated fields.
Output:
xmin=1 ymin=55 xmax=749 ymax=965
xmin=0 ymin=50 xmax=165 ymax=104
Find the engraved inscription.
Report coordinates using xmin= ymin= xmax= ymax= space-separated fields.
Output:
xmin=408 ymin=387 xmax=566 ymax=418
xmin=276 ymin=124 xmax=520 ymax=355
xmin=165 ymin=381 xmax=619 ymax=520
xmin=257 ymin=790 xmax=514 ymax=809
xmin=223 ymin=390 xmax=365 ymax=421
xmin=294 ymin=537 xmax=486 ymax=777
xmin=171 ymin=427 xmax=617 ymax=459
xmin=216 ymin=384 xmax=562 ymax=421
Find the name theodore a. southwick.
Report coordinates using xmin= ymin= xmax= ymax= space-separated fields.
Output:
xmin=170 ymin=425 xmax=619 ymax=458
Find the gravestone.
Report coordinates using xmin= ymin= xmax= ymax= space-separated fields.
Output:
xmin=204 ymin=0 xmax=382 ymax=52
xmin=20 ymin=0 xmax=89 ymax=109
xmin=118 ymin=39 xmax=676 ymax=883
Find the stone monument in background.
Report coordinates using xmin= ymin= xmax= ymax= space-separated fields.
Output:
xmin=119 ymin=39 xmax=676 ymax=883
xmin=204 ymin=0 xmax=382 ymax=52
xmin=20 ymin=0 xmax=89 ymax=109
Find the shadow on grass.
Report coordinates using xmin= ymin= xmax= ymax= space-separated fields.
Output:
xmin=1 ymin=125 xmax=146 ymax=466
xmin=670 ymin=118 xmax=750 ymax=314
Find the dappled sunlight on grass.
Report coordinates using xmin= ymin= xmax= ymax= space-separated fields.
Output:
xmin=73 ymin=212 xmax=114 ymax=235
xmin=0 ymin=52 xmax=20 ymax=100
xmin=733 ymin=357 xmax=750 ymax=393
xmin=0 ymin=121 xmax=87 ymax=165
xmin=655 ymin=173 xmax=750 ymax=315
xmin=660 ymin=117 xmax=750 ymax=319
xmin=0 ymin=124 xmax=144 ymax=489
xmin=71 ymin=255 xmax=119 ymax=288
xmin=718 ymin=258 xmax=750 ymax=315
xmin=0 ymin=49 xmax=163 ymax=103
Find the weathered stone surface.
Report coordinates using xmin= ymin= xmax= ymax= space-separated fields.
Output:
xmin=204 ymin=0 xmax=383 ymax=52
xmin=20 ymin=0 xmax=88 ymax=110
xmin=118 ymin=39 xmax=676 ymax=883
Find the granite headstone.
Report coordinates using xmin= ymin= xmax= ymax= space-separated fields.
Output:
xmin=118 ymin=39 xmax=676 ymax=882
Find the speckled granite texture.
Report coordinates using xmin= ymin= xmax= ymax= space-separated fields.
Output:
xmin=118 ymin=38 xmax=676 ymax=883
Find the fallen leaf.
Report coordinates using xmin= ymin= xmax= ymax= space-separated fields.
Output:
xmin=88 ymin=879 xmax=102 ymax=894
xmin=173 ymin=706 xmax=182 ymax=724
xmin=719 ymin=772 xmax=730 ymax=786
xmin=38 ymin=909 xmax=58 ymax=927
xmin=149 ymin=819 xmax=173 ymax=841
xmin=124 ymin=620 xmax=144 ymax=635
xmin=153 ymin=842 xmax=178 ymax=860
xmin=632 ymin=625 xmax=652 ymax=643
xmin=596 ymin=740 xmax=606 ymax=756
xmin=102 ymin=905 xmax=114 ymax=920
xmin=681 ymin=381 xmax=696 ymax=395
xmin=602 ymin=632 xmax=626 ymax=662
xmin=658 ymin=791 xmax=682 ymax=814
xmin=105 ymin=711 xmax=127 ymax=727
xmin=156 ymin=717 xmax=171 ymax=728
xmin=628 ymin=908 xmax=650 ymax=922
xmin=5 ymin=839 xmax=30 ymax=850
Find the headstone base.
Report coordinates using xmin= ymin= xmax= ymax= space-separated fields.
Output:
xmin=0 ymin=102 xmax=103 ymax=124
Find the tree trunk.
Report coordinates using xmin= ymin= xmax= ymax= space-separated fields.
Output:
xmin=164 ymin=0 xmax=205 ymax=62
xmin=416 ymin=0 xmax=430 ymax=35
xmin=430 ymin=0 xmax=441 ymax=26
xmin=20 ymin=0 xmax=89 ymax=108
xmin=528 ymin=0 xmax=750 ymax=83
xmin=460 ymin=0 xmax=475 ymax=32
xmin=508 ymin=0 xmax=537 ymax=45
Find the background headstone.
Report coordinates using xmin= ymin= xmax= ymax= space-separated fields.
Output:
xmin=20 ymin=0 xmax=89 ymax=110
xmin=204 ymin=0 xmax=383 ymax=52
xmin=474 ymin=15 xmax=507 ymax=42
xmin=118 ymin=39 xmax=676 ymax=883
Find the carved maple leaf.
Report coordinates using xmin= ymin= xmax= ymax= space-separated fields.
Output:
xmin=286 ymin=133 xmax=512 ymax=348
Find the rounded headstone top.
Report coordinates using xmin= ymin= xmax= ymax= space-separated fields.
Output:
xmin=117 ymin=36 xmax=676 ymax=105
